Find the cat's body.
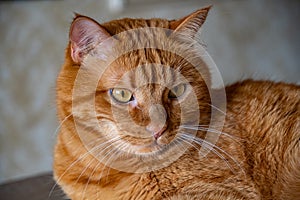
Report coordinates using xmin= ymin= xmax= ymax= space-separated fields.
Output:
xmin=54 ymin=7 xmax=300 ymax=200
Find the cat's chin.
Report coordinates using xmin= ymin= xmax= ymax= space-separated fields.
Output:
xmin=136 ymin=133 xmax=179 ymax=154
xmin=133 ymin=140 xmax=169 ymax=154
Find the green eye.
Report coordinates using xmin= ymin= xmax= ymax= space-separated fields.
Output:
xmin=168 ymin=84 xmax=186 ymax=99
xmin=110 ymin=88 xmax=133 ymax=103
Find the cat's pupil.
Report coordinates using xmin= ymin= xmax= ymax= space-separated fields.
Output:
xmin=174 ymin=86 xmax=178 ymax=93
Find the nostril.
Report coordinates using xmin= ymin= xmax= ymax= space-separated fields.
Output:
xmin=154 ymin=126 xmax=167 ymax=140
xmin=153 ymin=132 xmax=161 ymax=140
xmin=148 ymin=125 xmax=167 ymax=140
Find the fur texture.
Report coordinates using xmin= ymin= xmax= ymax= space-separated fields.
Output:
xmin=54 ymin=6 xmax=300 ymax=199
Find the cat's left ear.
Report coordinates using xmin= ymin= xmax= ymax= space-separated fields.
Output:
xmin=170 ymin=6 xmax=211 ymax=37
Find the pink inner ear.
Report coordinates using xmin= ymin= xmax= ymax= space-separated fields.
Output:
xmin=69 ymin=16 xmax=111 ymax=63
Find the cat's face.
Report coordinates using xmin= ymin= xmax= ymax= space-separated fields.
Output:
xmin=61 ymin=7 xmax=214 ymax=171
xmin=94 ymin=51 xmax=207 ymax=153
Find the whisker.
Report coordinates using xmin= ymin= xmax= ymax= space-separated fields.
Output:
xmin=73 ymin=137 xmax=122 ymax=186
xmin=206 ymin=103 xmax=240 ymax=127
xmin=191 ymin=138 xmax=235 ymax=173
xmin=173 ymin=137 xmax=191 ymax=154
xmin=81 ymin=162 xmax=101 ymax=200
xmin=209 ymin=103 xmax=226 ymax=116
xmin=80 ymin=140 xmax=127 ymax=200
xmin=51 ymin=113 xmax=73 ymax=139
xmin=176 ymin=136 xmax=206 ymax=158
xmin=179 ymin=134 xmax=233 ymax=171
xmin=50 ymin=136 xmax=120 ymax=197
xmin=82 ymin=141 xmax=126 ymax=200
xmin=180 ymin=125 xmax=244 ymax=144
xmin=180 ymin=133 xmax=245 ymax=175
xmin=49 ymin=136 xmax=104 ymax=197
xmin=201 ymin=138 xmax=246 ymax=176
xmin=101 ymin=141 xmax=130 ymax=183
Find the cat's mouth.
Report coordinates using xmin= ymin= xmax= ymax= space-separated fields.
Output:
xmin=134 ymin=141 xmax=163 ymax=153
xmin=124 ymin=132 xmax=177 ymax=154
xmin=116 ymin=123 xmax=196 ymax=154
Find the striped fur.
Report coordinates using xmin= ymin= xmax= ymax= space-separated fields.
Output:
xmin=54 ymin=6 xmax=300 ymax=200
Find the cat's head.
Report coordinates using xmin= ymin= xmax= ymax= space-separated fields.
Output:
xmin=57 ymin=6 xmax=217 ymax=172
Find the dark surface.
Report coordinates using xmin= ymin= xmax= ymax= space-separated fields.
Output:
xmin=0 ymin=172 xmax=66 ymax=200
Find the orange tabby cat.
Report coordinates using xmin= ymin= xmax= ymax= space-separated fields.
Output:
xmin=53 ymin=6 xmax=300 ymax=200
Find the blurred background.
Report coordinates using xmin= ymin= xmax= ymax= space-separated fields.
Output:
xmin=0 ymin=0 xmax=299 ymax=184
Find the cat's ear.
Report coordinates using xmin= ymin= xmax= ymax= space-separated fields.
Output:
xmin=69 ymin=15 xmax=111 ymax=64
xmin=170 ymin=6 xmax=211 ymax=37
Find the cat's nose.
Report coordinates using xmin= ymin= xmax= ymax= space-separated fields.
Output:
xmin=148 ymin=124 xmax=167 ymax=140
xmin=146 ymin=104 xmax=167 ymax=139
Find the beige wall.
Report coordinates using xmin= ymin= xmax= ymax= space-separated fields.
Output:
xmin=0 ymin=0 xmax=299 ymax=183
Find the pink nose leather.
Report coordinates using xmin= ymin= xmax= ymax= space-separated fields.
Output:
xmin=149 ymin=125 xmax=167 ymax=140
xmin=146 ymin=104 xmax=167 ymax=140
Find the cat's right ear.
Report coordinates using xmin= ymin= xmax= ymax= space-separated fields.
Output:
xmin=169 ymin=6 xmax=211 ymax=38
xmin=69 ymin=15 xmax=111 ymax=64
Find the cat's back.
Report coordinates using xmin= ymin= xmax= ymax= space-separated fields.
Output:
xmin=225 ymin=80 xmax=300 ymax=199
xmin=226 ymin=79 xmax=299 ymax=103
xmin=225 ymin=80 xmax=299 ymax=125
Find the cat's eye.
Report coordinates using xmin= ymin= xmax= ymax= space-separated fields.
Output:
xmin=110 ymin=88 xmax=133 ymax=103
xmin=168 ymin=84 xmax=186 ymax=99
